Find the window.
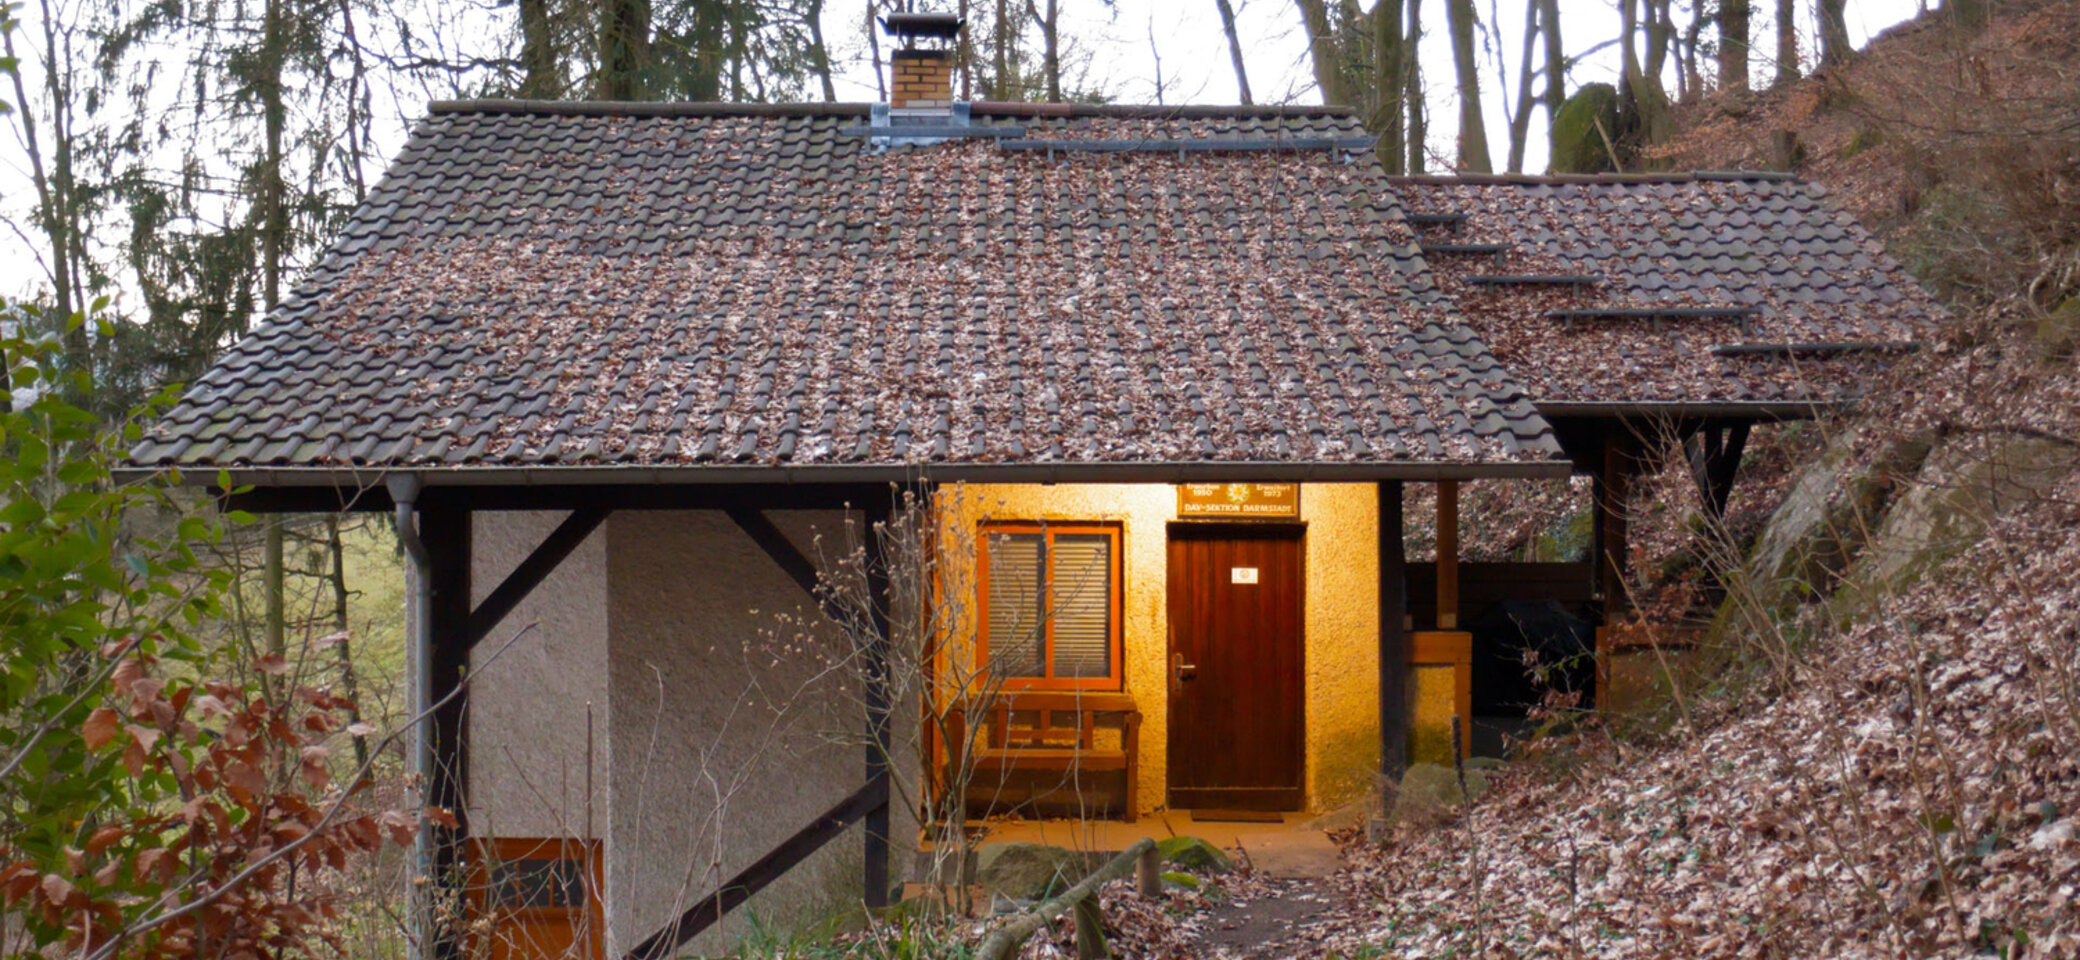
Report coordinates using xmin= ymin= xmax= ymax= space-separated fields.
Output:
xmin=978 ymin=523 xmax=1121 ymax=689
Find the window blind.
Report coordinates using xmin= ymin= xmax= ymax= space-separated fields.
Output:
xmin=1049 ymin=534 xmax=1112 ymax=679
xmin=986 ymin=533 xmax=1045 ymax=677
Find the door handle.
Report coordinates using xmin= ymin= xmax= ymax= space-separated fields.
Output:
xmin=1170 ymin=652 xmax=1197 ymax=694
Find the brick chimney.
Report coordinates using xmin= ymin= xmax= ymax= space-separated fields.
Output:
xmin=891 ymin=49 xmax=954 ymax=110
xmin=883 ymin=12 xmax=962 ymax=114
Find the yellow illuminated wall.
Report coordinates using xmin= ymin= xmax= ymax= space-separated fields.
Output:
xmin=938 ymin=482 xmax=1382 ymax=817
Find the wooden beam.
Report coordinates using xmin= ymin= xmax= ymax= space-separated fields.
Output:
xmin=1594 ymin=432 xmax=1637 ymax=617
xmin=620 ymin=774 xmax=892 ymax=960
xmin=726 ymin=509 xmax=825 ymax=603
xmin=1436 ymin=480 xmax=1460 ymax=630
xmin=222 ymin=482 xmax=890 ymax=515
xmin=1377 ymin=481 xmax=1408 ymax=783
xmin=421 ymin=506 xmax=472 ymax=960
xmin=461 ymin=507 xmax=609 ymax=651
xmin=859 ymin=498 xmax=896 ymax=909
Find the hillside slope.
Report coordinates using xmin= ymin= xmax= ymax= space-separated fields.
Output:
xmin=1299 ymin=5 xmax=2080 ymax=957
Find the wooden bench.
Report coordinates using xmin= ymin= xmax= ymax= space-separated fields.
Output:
xmin=946 ymin=692 xmax=1141 ymax=822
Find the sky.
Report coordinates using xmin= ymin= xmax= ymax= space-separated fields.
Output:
xmin=2 ymin=0 xmax=1927 ymax=305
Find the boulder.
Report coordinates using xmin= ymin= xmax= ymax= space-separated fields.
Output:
xmin=1389 ymin=762 xmax=1490 ymax=826
xmin=2038 ymin=298 xmax=2080 ymax=361
xmin=1834 ymin=435 xmax=2072 ymax=616
xmin=1155 ymin=836 xmax=1233 ymax=873
xmin=975 ymin=843 xmax=1084 ymax=901
xmin=1551 ymin=84 xmax=1620 ymax=174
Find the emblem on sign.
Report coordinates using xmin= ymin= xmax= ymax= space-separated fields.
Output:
xmin=1177 ymin=482 xmax=1301 ymax=519
xmin=1231 ymin=567 xmax=1259 ymax=584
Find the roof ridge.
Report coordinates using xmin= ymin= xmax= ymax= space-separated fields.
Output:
xmin=1390 ymin=170 xmax=1802 ymax=185
xmin=427 ymin=99 xmax=1357 ymax=120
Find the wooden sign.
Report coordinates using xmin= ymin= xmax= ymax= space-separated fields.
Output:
xmin=1176 ymin=482 xmax=1301 ymax=519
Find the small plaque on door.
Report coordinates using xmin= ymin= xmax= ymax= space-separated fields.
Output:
xmin=1230 ymin=567 xmax=1259 ymax=584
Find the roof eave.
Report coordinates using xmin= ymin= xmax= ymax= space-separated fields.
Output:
xmin=111 ymin=457 xmax=1574 ymax=490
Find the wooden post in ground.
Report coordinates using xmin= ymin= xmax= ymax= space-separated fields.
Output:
xmin=1135 ymin=844 xmax=1161 ymax=898
xmin=1073 ymin=897 xmax=1108 ymax=959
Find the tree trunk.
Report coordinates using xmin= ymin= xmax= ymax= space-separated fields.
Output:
xmin=1773 ymin=0 xmax=1798 ymax=86
xmin=867 ymin=0 xmax=886 ymax=101
xmin=1819 ymin=0 xmax=1851 ymax=68
xmin=1215 ymin=0 xmax=1254 ymax=105
xmin=1644 ymin=0 xmax=1674 ymax=83
xmin=1373 ymin=0 xmax=1406 ymax=173
xmin=1718 ymin=0 xmax=1750 ymax=90
xmin=1505 ymin=0 xmax=1539 ymax=173
xmin=1029 ymin=0 xmax=1061 ymax=101
xmin=993 ymin=0 xmax=1013 ymax=99
xmin=325 ymin=516 xmax=371 ymax=770
xmin=595 ymin=0 xmax=653 ymax=100
xmin=1294 ymin=0 xmax=1350 ymax=105
xmin=10 ymin=0 xmax=82 ymax=388
xmin=519 ymin=0 xmax=559 ymax=97
xmin=806 ymin=0 xmax=836 ymax=101
xmin=1539 ymin=0 xmax=1563 ymax=123
xmin=1406 ymin=0 xmax=1426 ymax=173
xmin=1445 ymin=0 xmax=1491 ymax=172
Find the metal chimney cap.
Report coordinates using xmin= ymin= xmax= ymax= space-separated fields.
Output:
xmin=882 ymin=12 xmax=963 ymax=45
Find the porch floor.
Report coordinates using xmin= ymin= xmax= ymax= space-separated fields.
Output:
xmin=940 ymin=811 xmax=1344 ymax=878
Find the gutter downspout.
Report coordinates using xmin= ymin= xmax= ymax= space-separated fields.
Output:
xmin=387 ymin=473 xmax=434 ymax=960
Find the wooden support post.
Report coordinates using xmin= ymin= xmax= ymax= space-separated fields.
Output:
xmin=860 ymin=496 xmax=895 ymax=910
xmin=1377 ymin=481 xmax=1409 ymax=784
xmin=1595 ymin=432 xmax=1636 ymax=617
xmin=420 ymin=504 xmax=472 ymax=960
xmin=1436 ymin=479 xmax=1460 ymax=630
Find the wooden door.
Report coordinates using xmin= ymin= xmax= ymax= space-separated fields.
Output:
xmin=467 ymin=837 xmax=604 ymax=960
xmin=1165 ymin=525 xmax=1305 ymax=811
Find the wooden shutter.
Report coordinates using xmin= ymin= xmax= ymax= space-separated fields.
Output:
xmin=985 ymin=533 xmax=1045 ymax=677
xmin=1049 ymin=533 xmax=1113 ymax=679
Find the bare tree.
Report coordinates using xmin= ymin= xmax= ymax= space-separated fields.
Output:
xmin=1774 ymin=0 xmax=1799 ymax=86
xmin=1028 ymin=0 xmax=1061 ymax=101
xmin=1445 ymin=0 xmax=1493 ymax=171
xmin=1503 ymin=0 xmax=1541 ymax=172
xmin=1539 ymin=0 xmax=1563 ymax=122
xmin=1819 ymin=0 xmax=1851 ymax=69
xmin=1408 ymin=0 xmax=1427 ymax=172
xmin=1295 ymin=0 xmax=1353 ymax=104
xmin=1215 ymin=0 xmax=1255 ymax=104
xmin=1719 ymin=0 xmax=1752 ymax=90
xmin=1373 ymin=0 xmax=1408 ymax=172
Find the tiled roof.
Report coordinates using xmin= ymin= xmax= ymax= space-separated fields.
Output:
xmin=129 ymin=102 xmax=1565 ymax=480
xmin=1394 ymin=174 xmax=1943 ymax=407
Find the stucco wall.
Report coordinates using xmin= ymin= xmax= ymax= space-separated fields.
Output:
xmin=467 ymin=511 xmax=612 ymax=842
xmin=604 ymin=510 xmax=869 ymax=955
xmin=946 ymin=483 xmax=1382 ymax=816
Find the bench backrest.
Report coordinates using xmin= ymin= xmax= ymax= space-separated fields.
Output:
xmin=955 ymin=691 xmax=1139 ymax=752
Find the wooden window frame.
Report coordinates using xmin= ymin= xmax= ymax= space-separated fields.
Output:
xmin=975 ymin=521 xmax=1124 ymax=691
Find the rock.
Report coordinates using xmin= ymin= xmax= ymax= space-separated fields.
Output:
xmin=975 ymin=843 xmax=1085 ymax=901
xmin=1388 ymin=762 xmax=1490 ymax=827
xmin=2037 ymin=298 xmax=2080 ymax=361
xmin=1833 ymin=435 xmax=2072 ymax=616
xmin=1155 ymin=836 xmax=1233 ymax=873
xmin=1159 ymin=870 xmax=1201 ymax=891
xmin=1551 ymin=83 xmax=1621 ymax=174
xmin=1729 ymin=428 xmax=1933 ymax=628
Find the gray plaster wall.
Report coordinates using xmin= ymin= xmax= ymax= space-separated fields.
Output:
xmin=467 ymin=511 xmax=612 ymax=843
xmin=604 ymin=510 xmax=871 ymax=956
